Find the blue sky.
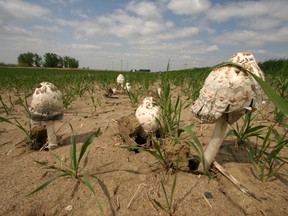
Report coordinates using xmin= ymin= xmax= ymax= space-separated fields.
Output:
xmin=0 ymin=0 xmax=287 ymax=71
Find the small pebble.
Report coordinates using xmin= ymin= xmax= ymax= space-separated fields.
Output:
xmin=204 ymin=191 xmax=213 ymax=199
xmin=65 ymin=205 xmax=73 ymax=211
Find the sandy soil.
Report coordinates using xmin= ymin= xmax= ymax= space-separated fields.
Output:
xmin=0 ymin=85 xmax=287 ymax=216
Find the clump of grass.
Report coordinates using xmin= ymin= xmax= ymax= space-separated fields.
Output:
xmin=62 ymin=89 xmax=77 ymax=108
xmin=121 ymin=137 xmax=173 ymax=172
xmin=152 ymin=160 xmax=179 ymax=216
xmin=226 ymin=112 xmax=267 ymax=146
xmin=28 ymin=126 xmax=103 ymax=213
xmin=249 ymin=125 xmax=288 ymax=182
xmin=126 ymin=86 xmax=144 ymax=107
xmin=0 ymin=95 xmax=10 ymax=115
xmin=180 ymin=126 xmax=209 ymax=175
xmin=157 ymin=79 xmax=184 ymax=143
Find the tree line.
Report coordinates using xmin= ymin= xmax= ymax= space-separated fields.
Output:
xmin=17 ymin=52 xmax=79 ymax=68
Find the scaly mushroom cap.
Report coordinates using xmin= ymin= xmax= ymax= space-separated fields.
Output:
xmin=191 ymin=51 xmax=265 ymax=124
xmin=116 ymin=74 xmax=125 ymax=85
xmin=30 ymin=82 xmax=63 ymax=122
xmin=135 ymin=97 xmax=160 ymax=136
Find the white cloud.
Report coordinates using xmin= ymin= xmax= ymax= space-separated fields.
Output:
xmin=48 ymin=0 xmax=80 ymax=6
xmin=126 ymin=1 xmax=162 ymax=19
xmin=69 ymin=43 xmax=101 ymax=50
xmin=157 ymin=26 xmax=199 ymax=41
xmin=71 ymin=9 xmax=89 ymax=19
xmin=207 ymin=1 xmax=267 ymax=22
xmin=0 ymin=0 xmax=50 ymax=22
xmin=33 ymin=25 xmax=63 ymax=33
xmin=207 ymin=0 xmax=288 ymax=23
xmin=211 ymin=28 xmax=288 ymax=47
xmin=168 ymin=0 xmax=211 ymax=16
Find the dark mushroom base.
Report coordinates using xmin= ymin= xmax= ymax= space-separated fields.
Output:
xmin=29 ymin=124 xmax=47 ymax=150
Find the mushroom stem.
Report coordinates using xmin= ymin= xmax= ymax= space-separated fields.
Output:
xmin=46 ymin=121 xmax=58 ymax=149
xmin=198 ymin=114 xmax=228 ymax=173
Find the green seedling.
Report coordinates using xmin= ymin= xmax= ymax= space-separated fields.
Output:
xmin=249 ymin=126 xmax=288 ymax=182
xmin=180 ymin=126 xmax=209 ymax=175
xmin=152 ymin=156 xmax=179 ymax=216
xmin=121 ymin=137 xmax=173 ymax=172
xmin=28 ymin=126 xmax=103 ymax=213
xmin=158 ymin=79 xmax=184 ymax=143
xmin=0 ymin=95 xmax=10 ymax=115
xmin=226 ymin=111 xmax=267 ymax=145
xmin=126 ymin=87 xmax=144 ymax=107
xmin=17 ymin=92 xmax=33 ymax=117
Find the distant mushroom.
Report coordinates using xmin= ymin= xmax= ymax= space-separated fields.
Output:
xmin=135 ymin=97 xmax=160 ymax=139
xmin=116 ymin=74 xmax=125 ymax=89
xmin=125 ymin=82 xmax=131 ymax=92
xmin=191 ymin=51 xmax=265 ymax=172
xmin=29 ymin=82 xmax=63 ymax=150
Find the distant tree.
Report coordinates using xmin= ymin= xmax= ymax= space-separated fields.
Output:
xmin=33 ymin=53 xmax=43 ymax=67
xmin=69 ymin=58 xmax=79 ymax=68
xmin=43 ymin=53 xmax=63 ymax=68
xmin=63 ymin=56 xmax=79 ymax=68
xmin=63 ymin=56 xmax=69 ymax=68
xmin=17 ymin=52 xmax=79 ymax=68
xmin=17 ymin=52 xmax=34 ymax=66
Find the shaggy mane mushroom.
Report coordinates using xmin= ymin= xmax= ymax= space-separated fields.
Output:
xmin=191 ymin=51 xmax=265 ymax=173
xmin=29 ymin=82 xmax=63 ymax=150
xmin=135 ymin=97 xmax=160 ymax=140
xmin=116 ymin=74 xmax=125 ymax=89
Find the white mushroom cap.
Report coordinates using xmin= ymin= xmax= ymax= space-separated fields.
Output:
xmin=125 ymin=82 xmax=131 ymax=92
xmin=135 ymin=97 xmax=160 ymax=137
xmin=30 ymin=82 xmax=63 ymax=122
xmin=191 ymin=51 xmax=265 ymax=124
xmin=116 ymin=74 xmax=125 ymax=85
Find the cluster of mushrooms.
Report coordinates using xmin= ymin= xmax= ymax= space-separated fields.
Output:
xmin=29 ymin=51 xmax=265 ymax=172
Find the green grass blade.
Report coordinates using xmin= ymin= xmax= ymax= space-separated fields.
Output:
xmin=152 ymin=199 xmax=167 ymax=213
xmin=120 ymin=145 xmax=141 ymax=150
xmin=70 ymin=135 xmax=77 ymax=170
xmin=78 ymin=128 xmax=101 ymax=164
xmin=145 ymin=149 xmax=165 ymax=164
xmin=248 ymin=72 xmax=288 ymax=117
xmin=33 ymin=159 xmax=71 ymax=173
xmin=28 ymin=173 xmax=70 ymax=195
xmin=159 ymin=180 xmax=170 ymax=212
xmin=83 ymin=173 xmax=103 ymax=213
xmin=181 ymin=126 xmax=208 ymax=174
xmin=54 ymin=155 xmax=73 ymax=170
xmin=69 ymin=124 xmax=77 ymax=170
xmin=170 ymin=171 xmax=177 ymax=210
